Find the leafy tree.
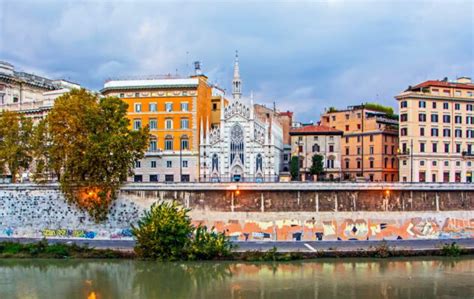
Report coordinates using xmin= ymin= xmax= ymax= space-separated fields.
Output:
xmin=132 ymin=201 xmax=232 ymax=260
xmin=31 ymin=119 xmax=52 ymax=183
xmin=309 ymin=154 xmax=324 ymax=180
xmin=290 ymin=156 xmax=300 ymax=181
xmin=39 ymin=89 xmax=149 ymax=221
xmin=0 ymin=111 xmax=33 ymax=182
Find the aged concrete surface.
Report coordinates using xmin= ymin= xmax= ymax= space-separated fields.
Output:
xmin=0 ymin=184 xmax=473 ymax=241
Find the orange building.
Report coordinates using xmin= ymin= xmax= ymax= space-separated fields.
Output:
xmin=320 ymin=105 xmax=399 ymax=182
xmin=101 ymin=68 xmax=223 ymax=182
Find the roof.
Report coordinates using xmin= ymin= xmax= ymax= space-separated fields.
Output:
xmin=290 ymin=125 xmax=343 ymax=136
xmin=102 ymin=78 xmax=200 ymax=92
xmin=279 ymin=111 xmax=293 ymax=117
xmin=411 ymin=80 xmax=474 ymax=91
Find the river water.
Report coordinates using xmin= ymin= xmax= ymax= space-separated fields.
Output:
xmin=0 ymin=257 xmax=473 ymax=299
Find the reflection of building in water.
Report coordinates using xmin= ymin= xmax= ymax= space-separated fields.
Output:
xmin=199 ymin=53 xmax=283 ymax=182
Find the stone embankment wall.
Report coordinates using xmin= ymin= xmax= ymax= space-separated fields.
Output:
xmin=0 ymin=184 xmax=473 ymax=241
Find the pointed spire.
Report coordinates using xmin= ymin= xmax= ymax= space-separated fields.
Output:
xmin=250 ymin=91 xmax=254 ymax=120
xmin=232 ymin=50 xmax=242 ymax=101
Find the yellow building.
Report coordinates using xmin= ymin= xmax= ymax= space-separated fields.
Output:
xmin=396 ymin=77 xmax=474 ymax=183
xmin=101 ymin=69 xmax=224 ymax=182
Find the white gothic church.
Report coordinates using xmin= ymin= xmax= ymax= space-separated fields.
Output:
xmin=199 ymin=53 xmax=283 ymax=182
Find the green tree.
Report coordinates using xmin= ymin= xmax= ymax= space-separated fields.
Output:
xmin=40 ymin=89 xmax=149 ymax=221
xmin=0 ymin=111 xmax=33 ymax=182
xmin=290 ymin=156 xmax=300 ymax=181
xmin=31 ymin=119 xmax=52 ymax=183
xmin=132 ymin=201 xmax=232 ymax=260
xmin=309 ymin=154 xmax=324 ymax=180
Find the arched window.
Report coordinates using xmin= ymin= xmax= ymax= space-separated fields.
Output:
xmin=180 ymin=135 xmax=189 ymax=150
xmin=164 ymin=135 xmax=173 ymax=150
xmin=256 ymin=154 xmax=263 ymax=171
xmin=384 ymin=157 xmax=388 ymax=168
xmin=230 ymin=124 xmax=244 ymax=164
xmin=212 ymin=154 xmax=219 ymax=171
xmin=312 ymin=143 xmax=320 ymax=152
xmin=149 ymin=136 xmax=157 ymax=152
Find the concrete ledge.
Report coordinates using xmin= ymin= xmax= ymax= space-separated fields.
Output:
xmin=1 ymin=182 xmax=474 ymax=191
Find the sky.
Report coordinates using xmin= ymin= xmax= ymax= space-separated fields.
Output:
xmin=1 ymin=0 xmax=473 ymax=122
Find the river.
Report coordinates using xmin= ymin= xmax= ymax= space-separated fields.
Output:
xmin=0 ymin=257 xmax=473 ymax=298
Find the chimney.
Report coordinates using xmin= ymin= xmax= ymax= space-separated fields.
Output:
xmin=194 ymin=61 xmax=202 ymax=75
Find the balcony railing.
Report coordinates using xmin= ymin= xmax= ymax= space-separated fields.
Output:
xmin=396 ymin=149 xmax=410 ymax=156
xmin=462 ymin=151 xmax=474 ymax=158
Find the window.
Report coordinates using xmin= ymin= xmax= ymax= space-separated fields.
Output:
xmin=135 ymin=92 xmax=140 ymax=97
xmin=456 ymin=161 xmax=461 ymax=167
xmin=165 ymin=119 xmax=173 ymax=129
xmin=149 ymin=175 xmax=158 ymax=182
xmin=345 ymin=125 xmax=349 ymax=131
xmin=468 ymin=93 xmax=473 ymax=98
xmin=133 ymin=119 xmax=142 ymax=130
xmin=369 ymin=135 xmax=374 ymax=142
xmin=443 ymin=102 xmax=449 ymax=110
xmin=384 ymin=145 xmax=388 ymax=154
xmin=369 ymin=160 xmax=374 ymax=168
xmin=431 ymin=128 xmax=439 ymax=137
xmin=419 ymin=171 xmax=426 ymax=183
xmin=345 ymin=147 xmax=349 ymax=155
xmin=432 ymin=143 xmax=437 ymax=153
xmin=166 ymin=161 xmax=172 ymax=168
xmin=455 ymin=103 xmax=461 ymax=110
xmin=400 ymin=114 xmax=408 ymax=122
xmin=134 ymin=175 xmax=143 ymax=182
xmin=165 ymin=175 xmax=174 ymax=182
xmin=418 ymin=113 xmax=426 ymax=122
xmin=357 ymin=136 xmax=361 ymax=142
xmin=443 ymin=115 xmax=451 ymax=123
xmin=345 ymin=160 xmax=350 ymax=168
xmin=357 ymin=124 xmax=361 ymax=130
xmin=181 ymin=138 xmax=189 ymax=150
xmin=431 ymin=114 xmax=438 ymax=123
xmin=420 ymin=160 xmax=425 ymax=166
xmin=420 ymin=142 xmax=425 ymax=153
xmin=165 ymin=103 xmax=173 ymax=112
xmin=357 ymin=147 xmax=361 ymax=155
xmin=467 ymin=104 xmax=473 ymax=111
xmin=357 ymin=160 xmax=361 ymax=169
xmin=151 ymin=160 xmax=157 ymax=168
xmin=165 ymin=136 xmax=173 ymax=150
xmin=345 ymin=136 xmax=349 ymax=143
xmin=149 ymin=119 xmax=157 ymax=130
xmin=134 ymin=103 xmax=142 ymax=112
xmin=444 ymin=161 xmax=449 ymax=167
xmin=370 ymin=146 xmax=374 ymax=154
xmin=401 ymin=101 xmax=408 ymax=108
xmin=432 ymin=102 xmax=437 ymax=109
xmin=384 ymin=158 xmax=388 ymax=168
xmin=182 ymin=160 xmax=188 ymax=168
xmin=212 ymin=103 xmax=217 ymax=110
xmin=149 ymin=103 xmax=157 ymax=112
xmin=135 ymin=160 xmax=141 ymax=168
xmin=444 ymin=143 xmax=450 ymax=153
xmin=119 ymin=93 xmax=124 ymax=98
xmin=181 ymin=102 xmax=189 ymax=111
xmin=329 ymin=145 xmax=334 ymax=152
xmin=327 ymin=159 xmax=335 ymax=169
xmin=443 ymin=128 xmax=451 ymax=137
xmin=314 ymin=136 xmax=319 ymax=141
xmin=149 ymin=138 xmax=157 ymax=151
xmin=455 ymin=91 xmax=461 ymax=97
xmin=456 ymin=143 xmax=461 ymax=153
xmin=181 ymin=174 xmax=190 ymax=182
xmin=180 ymin=118 xmax=189 ymax=129
xmin=345 ymin=114 xmax=349 ymax=120
xmin=455 ymin=116 xmax=462 ymax=124
xmin=455 ymin=129 xmax=462 ymax=138
xmin=332 ymin=115 xmax=336 ymax=121
xmin=419 ymin=101 xmax=426 ymax=108
xmin=419 ymin=127 xmax=425 ymax=136
xmin=432 ymin=160 xmax=437 ymax=166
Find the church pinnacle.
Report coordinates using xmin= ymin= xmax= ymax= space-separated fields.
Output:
xmin=232 ymin=51 xmax=242 ymax=100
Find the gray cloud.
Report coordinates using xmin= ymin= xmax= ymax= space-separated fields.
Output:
xmin=1 ymin=0 xmax=473 ymax=121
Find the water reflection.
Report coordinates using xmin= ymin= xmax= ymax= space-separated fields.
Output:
xmin=0 ymin=257 xmax=472 ymax=299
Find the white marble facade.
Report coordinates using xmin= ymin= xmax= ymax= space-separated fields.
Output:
xmin=199 ymin=54 xmax=283 ymax=182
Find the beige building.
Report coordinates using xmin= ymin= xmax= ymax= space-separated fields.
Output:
xmin=0 ymin=61 xmax=80 ymax=123
xmin=289 ymin=125 xmax=343 ymax=180
xmin=320 ymin=105 xmax=399 ymax=182
xmin=396 ymin=77 xmax=474 ymax=183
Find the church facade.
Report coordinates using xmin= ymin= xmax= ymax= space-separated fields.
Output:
xmin=199 ymin=54 xmax=283 ymax=182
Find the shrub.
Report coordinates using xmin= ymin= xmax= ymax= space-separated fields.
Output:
xmin=441 ymin=242 xmax=461 ymax=257
xmin=132 ymin=201 xmax=232 ymax=260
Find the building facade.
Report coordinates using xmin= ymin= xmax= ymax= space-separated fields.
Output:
xmin=396 ymin=77 xmax=474 ymax=183
xmin=101 ymin=65 xmax=218 ymax=183
xmin=289 ymin=125 xmax=343 ymax=180
xmin=320 ymin=105 xmax=399 ymax=182
xmin=0 ymin=61 xmax=79 ymax=123
xmin=199 ymin=54 xmax=283 ymax=182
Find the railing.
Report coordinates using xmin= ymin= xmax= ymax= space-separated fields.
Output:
xmin=462 ymin=151 xmax=474 ymax=158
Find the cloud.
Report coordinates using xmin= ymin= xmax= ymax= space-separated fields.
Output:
xmin=0 ymin=0 xmax=473 ymax=121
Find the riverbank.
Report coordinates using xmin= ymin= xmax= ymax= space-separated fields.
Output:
xmin=1 ymin=239 xmax=473 ymax=260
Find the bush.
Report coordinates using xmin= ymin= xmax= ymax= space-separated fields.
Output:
xmin=132 ymin=201 xmax=232 ymax=260
xmin=442 ymin=242 xmax=462 ymax=257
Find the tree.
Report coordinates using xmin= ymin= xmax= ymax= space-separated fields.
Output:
xmin=132 ymin=201 xmax=232 ymax=260
xmin=290 ymin=156 xmax=300 ymax=181
xmin=0 ymin=111 xmax=33 ymax=182
xmin=30 ymin=119 xmax=52 ymax=183
xmin=39 ymin=89 xmax=149 ymax=221
xmin=309 ymin=154 xmax=324 ymax=180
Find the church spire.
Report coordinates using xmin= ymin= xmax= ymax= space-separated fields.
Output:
xmin=232 ymin=51 xmax=242 ymax=101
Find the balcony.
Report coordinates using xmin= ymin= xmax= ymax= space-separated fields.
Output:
xmin=462 ymin=151 xmax=474 ymax=159
xmin=396 ymin=149 xmax=410 ymax=157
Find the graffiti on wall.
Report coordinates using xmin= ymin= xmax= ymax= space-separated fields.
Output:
xmin=193 ymin=217 xmax=474 ymax=241
xmin=42 ymin=229 xmax=97 ymax=239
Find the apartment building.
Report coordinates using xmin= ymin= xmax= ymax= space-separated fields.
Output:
xmin=101 ymin=65 xmax=219 ymax=183
xmin=396 ymin=77 xmax=474 ymax=183
xmin=289 ymin=125 xmax=343 ymax=180
xmin=320 ymin=105 xmax=399 ymax=182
